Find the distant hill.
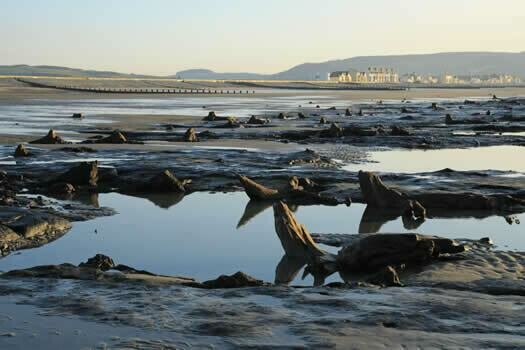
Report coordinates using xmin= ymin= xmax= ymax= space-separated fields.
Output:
xmin=0 ymin=65 xmax=155 ymax=78
xmin=172 ymin=69 xmax=266 ymax=80
xmin=176 ymin=52 xmax=525 ymax=80
xmin=3 ymin=52 xmax=525 ymax=80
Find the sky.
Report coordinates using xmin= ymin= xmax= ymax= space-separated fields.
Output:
xmin=1 ymin=0 xmax=524 ymax=75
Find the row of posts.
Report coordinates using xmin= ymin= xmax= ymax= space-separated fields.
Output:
xmin=61 ymin=86 xmax=255 ymax=94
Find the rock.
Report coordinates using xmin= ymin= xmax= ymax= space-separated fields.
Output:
xmin=149 ymin=170 xmax=188 ymax=192
xmin=49 ymin=182 xmax=76 ymax=194
xmin=390 ymin=125 xmax=410 ymax=136
xmin=79 ymin=254 xmax=115 ymax=271
xmin=239 ymin=175 xmax=281 ymax=200
xmin=319 ymin=117 xmax=328 ymax=124
xmin=29 ymin=129 xmax=67 ymax=144
xmin=54 ymin=161 xmax=98 ymax=187
xmin=184 ymin=128 xmax=199 ymax=142
xmin=320 ymin=123 xmax=343 ymax=138
xmin=328 ymin=106 xmax=336 ymax=110
xmin=14 ymin=144 xmax=29 ymax=157
xmin=247 ymin=116 xmax=268 ymax=125
xmin=3 ymin=263 xmax=101 ymax=280
xmin=57 ymin=146 xmax=97 ymax=153
xmin=3 ymin=258 xmax=197 ymax=285
xmin=98 ymin=167 xmax=119 ymax=183
xmin=203 ymin=271 xmax=266 ymax=288
xmin=96 ymin=131 xmax=127 ymax=144
xmin=445 ymin=114 xmax=487 ymax=125
xmin=198 ymin=130 xmax=219 ymax=139
xmin=345 ymin=108 xmax=352 ymax=116
xmin=0 ymin=225 xmax=20 ymax=244
xmin=431 ymin=103 xmax=444 ymax=111
xmin=202 ymin=111 xmax=231 ymax=121
xmin=203 ymin=111 xmax=217 ymax=121
xmin=366 ymin=266 xmax=403 ymax=287
xmin=298 ymin=112 xmax=308 ymax=119
xmin=479 ymin=237 xmax=493 ymax=245
xmin=344 ymin=126 xmax=377 ymax=136
xmin=72 ymin=113 xmax=83 ymax=119
xmin=1 ymin=211 xmax=71 ymax=239
xmin=218 ymin=118 xmax=241 ymax=128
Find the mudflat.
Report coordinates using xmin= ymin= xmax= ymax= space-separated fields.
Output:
xmin=0 ymin=78 xmax=524 ymax=349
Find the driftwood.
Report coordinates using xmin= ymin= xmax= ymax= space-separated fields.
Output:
xmin=29 ymin=129 xmax=68 ymax=144
xmin=337 ymin=233 xmax=465 ymax=272
xmin=360 ymin=171 xmax=524 ymax=212
xmin=54 ymin=161 xmax=98 ymax=187
xmin=358 ymin=170 xmax=408 ymax=208
xmin=184 ymin=128 xmax=199 ymax=142
xmin=97 ymin=131 xmax=128 ymax=144
xmin=14 ymin=144 xmax=29 ymax=157
xmin=202 ymin=111 xmax=233 ymax=122
xmin=273 ymin=201 xmax=326 ymax=259
xmin=239 ymin=175 xmax=282 ymax=200
xmin=238 ymin=175 xmax=339 ymax=205
xmin=147 ymin=170 xmax=189 ymax=193
xmin=273 ymin=202 xmax=337 ymax=285
xmin=272 ymin=201 xmax=465 ymax=286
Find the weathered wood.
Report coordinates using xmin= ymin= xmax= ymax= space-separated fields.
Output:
xmin=273 ymin=201 xmax=324 ymax=258
xmin=239 ymin=175 xmax=282 ymax=200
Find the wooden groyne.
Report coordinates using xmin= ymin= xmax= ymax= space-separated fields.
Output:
xmin=15 ymin=78 xmax=256 ymax=95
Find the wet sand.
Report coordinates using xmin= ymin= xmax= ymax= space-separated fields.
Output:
xmin=0 ymin=79 xmax=524 ymax=349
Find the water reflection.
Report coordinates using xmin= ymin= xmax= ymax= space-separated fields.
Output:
xmin=237 ymin=200 xmax=273 ymax=228
xmin=359 ymin=206 xmax=425 ymax=233
xmin=0 ymin=192 xmax=523 ymax=286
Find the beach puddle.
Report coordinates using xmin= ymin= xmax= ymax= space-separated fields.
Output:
xmin=345 ymin=145 xmax=525 ymax=173
xmin=0 ymin=192 xmax=522 ymax=285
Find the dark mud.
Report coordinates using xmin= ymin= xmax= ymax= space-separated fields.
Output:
xmin=1 ymin=240 xmax=524 ymax=349
xmin=0 ymin=93 xmax=524 ymax=348
xmin=77 ymin=97 xmax=525 ymax=149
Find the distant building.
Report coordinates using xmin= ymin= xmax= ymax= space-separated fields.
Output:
xmin=367 ymin=67 xmax=399 ymax=83
xmin=328 ymin=67 xmax=399 ymax=84
xmin=328 ymin=71 xmax=353 ymax=83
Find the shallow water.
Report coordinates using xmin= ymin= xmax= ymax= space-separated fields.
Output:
xmin=0 ymin=192 xmax=522 ymax=285
xmin=345 ymin=145 xmax=525 ymax=173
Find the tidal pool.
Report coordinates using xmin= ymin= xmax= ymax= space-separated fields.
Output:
xmin=346 ymin=145 xmax=525 ymax=173
xmin=0 ymin=192 xmax=522 ymax=285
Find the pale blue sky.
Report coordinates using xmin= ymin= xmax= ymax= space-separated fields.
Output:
xmin=1 ymin=0 xmax=524 ymax=75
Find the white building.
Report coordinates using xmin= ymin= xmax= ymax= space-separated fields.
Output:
xmin=328 ymin=71 xmax=353 ymax=83
xmin=367 ymin=67 xmax=399 ymax=83
xmin=328 ymin=67 xmax=399 ymax=84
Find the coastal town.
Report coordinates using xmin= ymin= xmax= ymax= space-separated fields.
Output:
xmin=329 ymin=67 xmax=523 ymax=85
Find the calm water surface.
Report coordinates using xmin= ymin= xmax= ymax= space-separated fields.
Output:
xmin=345 ymin=145 xmax=525 ymax=173
xmin=0 ymin=192 xmax=522 ymax=285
